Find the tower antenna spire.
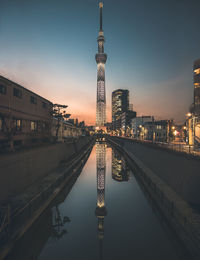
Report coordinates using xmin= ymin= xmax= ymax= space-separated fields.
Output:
xmin=99 ymin=2 xmax=103 ymax=31
xmin=96 ymin=1 xmax=107 ymax=128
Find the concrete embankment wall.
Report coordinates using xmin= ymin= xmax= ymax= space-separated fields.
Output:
xmin=108 ymin=136 xmax=200 ymax=206
xmin=107 ymin=136 xmax=200 ymax=259
xmin=0 ymin=138 xmax=94 ymax=260
xmin=0 ymin=137 xmax=92 ymax=204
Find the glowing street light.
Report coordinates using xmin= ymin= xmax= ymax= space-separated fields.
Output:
xmin=186 ymin=113 xmax=192 ymax=117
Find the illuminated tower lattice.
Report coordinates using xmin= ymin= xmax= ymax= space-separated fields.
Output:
xmin=95 ymin=141 xmax=107 ymax=258
xmin=96 ymin=2 xmax=107 ymax=127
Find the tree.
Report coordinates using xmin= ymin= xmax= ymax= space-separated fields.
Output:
xmin=52 ymin=104 xmax=71 ymax=140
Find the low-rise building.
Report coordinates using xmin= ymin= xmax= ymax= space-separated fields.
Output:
xmin=142 ymin=120 xmax=172 ymax=142
xmin=0 ymin=75 xmax=52 ymax=149
xmin=121 ymin=110 xmax=137 ymax=136
xmin=131 ymin=116 xmax=154 ymax=138
xmin=193 ymin=59 xmax=200 ymax=146
xmin=51 ymin=118 xmax=82 ymax=142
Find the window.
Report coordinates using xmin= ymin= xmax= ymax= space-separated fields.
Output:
xmin=31 ymin=121 xmax=37 ymax=131
xmin=194 ymin=68 xmax=200 ymax=75
xmin=42 ymin=102 xmax=47 ymax=108
xmin=156 ymin=125 xmax=162 ymax=130
xmin=0 ymin=84 xmax=6 ymax=95
xmin=13 ymin=119 xmax=22 ymax=131
xmin=0 ymin=118 xmax=3 ymax=131
xmin=194 ymin=83 xmax=200 ymax=88
xmin=30 ymin=96 xmax=37 ymax=104
xmin=13 ymin=88 xmax=22 ymax=98
xmin=41 ymin=122 xmax=48 ymax=131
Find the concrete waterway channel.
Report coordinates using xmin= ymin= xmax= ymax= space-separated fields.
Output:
xmin=5 ymin=140 xmax=192 ymax=260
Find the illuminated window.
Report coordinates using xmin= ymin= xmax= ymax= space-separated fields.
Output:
xmin=13 ymin=119 xmax=22 ymax=131
xmin=0 ymin=84 xmax=6 ymax=95
xmin=31 ymin=121 xmax=37 ymax=131
xmin=194 ymin=68 xmax=200 ymax=75
xmin=156 ymin=125 xmax=162 ymax=129
xmin=194 ymin=83 xmax=200 ymax=88
xmin=0 ymin=118 xmax=3 ymax=131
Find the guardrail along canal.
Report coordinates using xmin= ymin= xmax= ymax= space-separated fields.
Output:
xmin=6 ymin=140 xmax=192 ymax=260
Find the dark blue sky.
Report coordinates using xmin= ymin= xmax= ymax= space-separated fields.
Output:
xmin=0 ymin=0 xmax=200 ymax=124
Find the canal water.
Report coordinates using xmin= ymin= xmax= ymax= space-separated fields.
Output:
xmin=6 ymin=141 xmax=192 ymax=260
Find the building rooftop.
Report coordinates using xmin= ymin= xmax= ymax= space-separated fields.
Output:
xmin=0 ymin=75 xmax=52 ymax=104
xmin=194 ymin=58 xmax=200 ymax=69
xmin=144 ymin=120 xmax=169 ymax=126
xmin=112 ymin=89 xmax=129 ymax=94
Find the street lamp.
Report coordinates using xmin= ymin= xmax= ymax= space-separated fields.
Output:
xmin=186 ymin=112 xmax=195 ymax=148
xmin=186 ymin=113 xmax=192 ymax=117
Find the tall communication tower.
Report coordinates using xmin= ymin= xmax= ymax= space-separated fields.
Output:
xmin=96 ymin=2 xmax=107 ymax=128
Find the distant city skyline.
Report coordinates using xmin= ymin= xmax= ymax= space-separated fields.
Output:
xmin=1 ymin=0 xmax=200 ymax=125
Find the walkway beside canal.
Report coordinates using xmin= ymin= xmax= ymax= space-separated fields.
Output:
xmin=5 ymin=140 xmax=193 ymax=260
xmin=108 ymin=136 xmax=200 ymax=259
xmin=109 ymin=137 xmax=200 ymax=210
xmin=0 ymin=137 xmax=94 ymax=260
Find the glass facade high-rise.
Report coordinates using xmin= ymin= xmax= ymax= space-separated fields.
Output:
xmin=194 ymin=59 xmax=200 ymax=116
xmin=112 ymin=89 xmax=129 ymax=123
xmin=96 ymin=2 xmax=107 ymax=127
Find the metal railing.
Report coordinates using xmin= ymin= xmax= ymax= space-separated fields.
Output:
xmin=108 ymin=136 xmax=200 ymax=256
xmin=153 ymin=141 xmax=200 ymax=157
xmin=116 ymin=136 xmax=200 ymax=158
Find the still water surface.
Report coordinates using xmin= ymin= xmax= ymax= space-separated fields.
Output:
xmin=6 ymin=142 xmax=192 ymax=260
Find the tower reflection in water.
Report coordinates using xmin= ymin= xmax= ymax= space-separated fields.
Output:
xmin=95 ymin=138 xmax=107 ymax=260
xmin=112 ymin=150 xmax=130 ymax=182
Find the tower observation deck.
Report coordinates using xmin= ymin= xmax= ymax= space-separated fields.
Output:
xmin=96 ymin=2 xmax=107 ymax=128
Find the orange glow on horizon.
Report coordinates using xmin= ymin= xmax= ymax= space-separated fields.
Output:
xmin=0 ymin=68 xmax=188 ymax=126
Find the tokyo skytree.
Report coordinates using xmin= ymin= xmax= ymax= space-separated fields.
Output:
xmin=95 ymin=2 xmax=107 ymax=127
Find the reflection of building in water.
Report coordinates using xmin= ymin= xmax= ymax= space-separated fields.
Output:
xmin=112 ymin=150 xmax=130 ymax=182
xmin=95 ymin=140 xmax=107 ymax=259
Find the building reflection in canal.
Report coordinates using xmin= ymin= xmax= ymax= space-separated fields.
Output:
xmin=5 ymin=141 xmax=192 ymax=260
xmin=112 ymin=149 xmax=130 ymax=182
xmin=95 ymin=139 xmax=107 ymax=260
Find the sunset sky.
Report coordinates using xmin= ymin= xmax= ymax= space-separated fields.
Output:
xmin=1 ymin=0 xmax=200 ymax=125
